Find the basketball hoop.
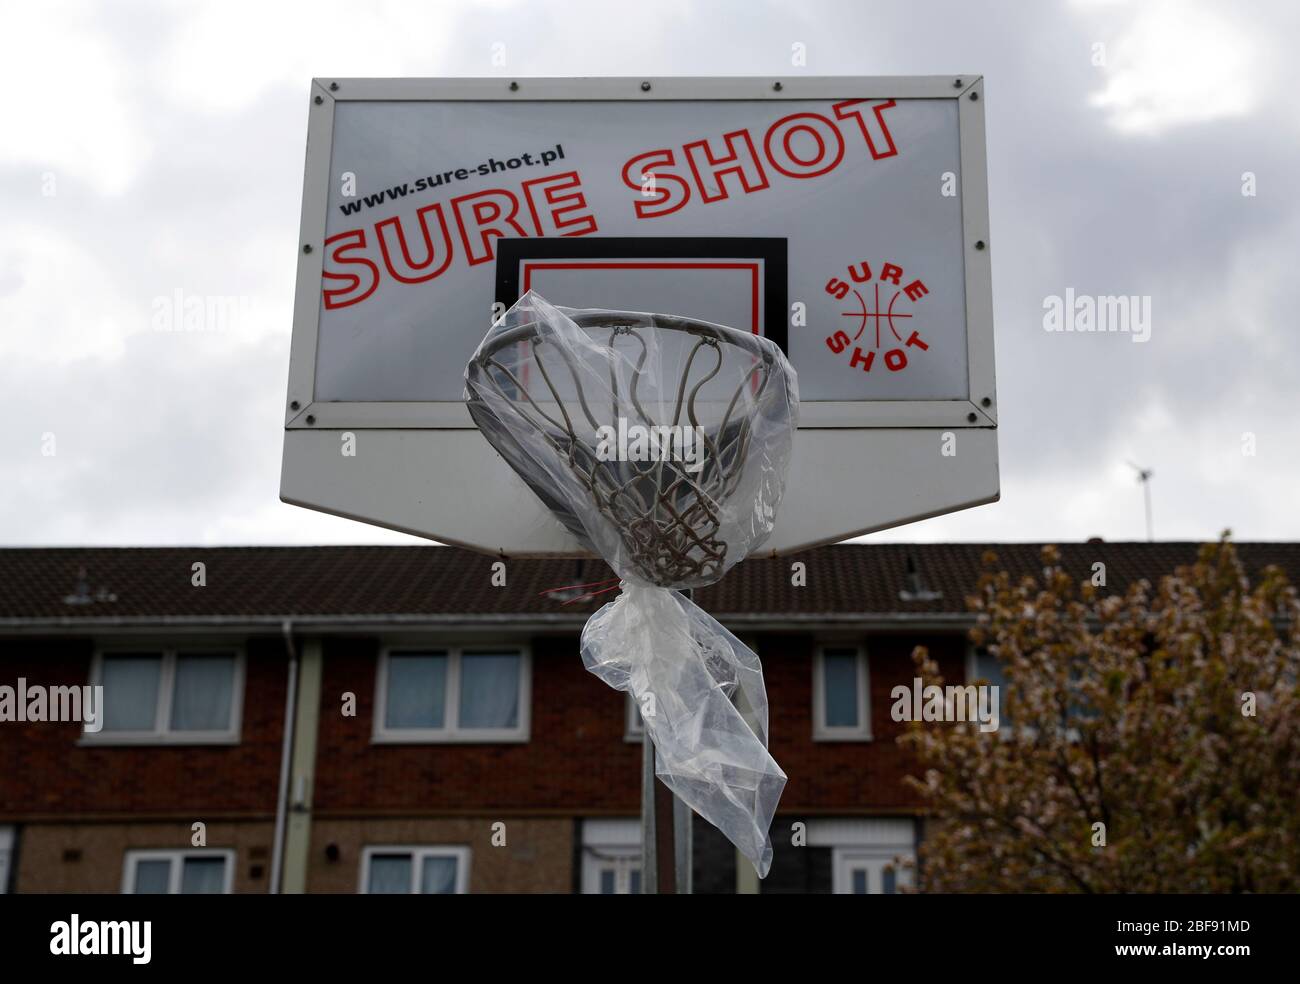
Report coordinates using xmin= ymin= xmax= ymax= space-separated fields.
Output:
xmin=468 ymin=307 xmax=786 ymax=587
xmin=465 ymin=291 xmax=797 ymax=876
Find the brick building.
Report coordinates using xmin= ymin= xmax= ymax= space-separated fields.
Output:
xmin=2 ymin=542 xmax=1294 ymax=894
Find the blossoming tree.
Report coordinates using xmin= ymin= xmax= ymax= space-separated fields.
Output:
xmin=902 ymin=537 xmax=1300 ymax=893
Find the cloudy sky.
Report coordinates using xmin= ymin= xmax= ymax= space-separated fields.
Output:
xmin=2 ymin=0 xmax=1297 ymax=549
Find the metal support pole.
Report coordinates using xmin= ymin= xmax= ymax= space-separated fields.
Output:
xmin=1143 ymin=480 xmax=1154 ymax=542
xmin=639 ymin=588 xmax=694 ymax=894
xmin=640 ymin=729 xmax=659 ymax=894
xmin=653 ymin=746 xmax=677 ymax=892
xmin=642 ymin=735 xmax=687 ymax=893
xmin=673 ymin=788 xmax=693 ymax=893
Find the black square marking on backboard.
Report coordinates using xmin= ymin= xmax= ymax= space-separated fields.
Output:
xmin=494 ymin=237 xmax=789 ymax=353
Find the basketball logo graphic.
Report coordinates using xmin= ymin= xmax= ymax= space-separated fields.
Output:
xmin=823 ymin=259 xmax=931 ymax=374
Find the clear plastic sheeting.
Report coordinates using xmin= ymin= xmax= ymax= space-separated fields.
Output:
xmin=464 ymin=291 xmax=798 ymax=876
xmin=581 ymin=582 xmax=786 ymax=874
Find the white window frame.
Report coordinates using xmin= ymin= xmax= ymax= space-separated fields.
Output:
xmin=358 ymin=845 xmax=471 ymax=894
xmin=813 ymin=644 xmax=872 ymax=741
xmin=580 ymin=820 xmax=642 ymax=894
xmin=373 ymin=644 xmax=531 ymax=743
xmin=832 ymin=848 xmax=911 ymax=895
xmin=121 ymin=849 xmax=236 ymax=894
xmin=86 ymin=646 xmax=245 ymax=745
xmin=586 ymin=852 xmax=642 ymax=894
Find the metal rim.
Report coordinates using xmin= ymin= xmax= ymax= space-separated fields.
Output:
xmin=475 ymin=309 xmax=780 ymax=365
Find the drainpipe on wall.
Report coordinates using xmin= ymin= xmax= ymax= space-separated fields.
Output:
xmin=269 ymin=620 xmax=299 ymax=894
xmin=280 ymin=635 xmax=324 ymax=893
xmin=735 ymin=847 xmax=759 ymax=894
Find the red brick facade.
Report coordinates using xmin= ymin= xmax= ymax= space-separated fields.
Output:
xmin=5 ymin=543 xmax=1290 ymax=892
xmin=0 ymin=637 xmax=287 ymax=820
xmin=763 ymin=632 xmax=966 ymax=812
xmin=312 ymin=634 xmax=644 ymax=814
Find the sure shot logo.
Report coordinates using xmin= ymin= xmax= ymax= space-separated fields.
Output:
xmin=823 ymin=257 xmax=932 ymax=376
xmin=50 ymin=914 xmax=151 ymax=965
xmin=595 ymin=419 xmax=706 ymax=474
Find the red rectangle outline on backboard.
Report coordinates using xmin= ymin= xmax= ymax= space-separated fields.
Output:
xmin=520 ymin=261 xmax=763 ymax=336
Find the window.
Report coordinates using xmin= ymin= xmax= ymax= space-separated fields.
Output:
xmin=580 ymin=820 xmax=641 ymax=894
xmin=813 ymin=645 xmax=871 ymax=740
xmin=593 ymin=855 xmax=642 ymax=895
xmin=89 ymin=648 xmax=243 ymax=744
xmin=833 ymin=850 xmax=910 ymax=895
xmin=970 ymin=646 xmax=1073 ymax=739
xmin=122 ymin=850 xmax=234 ymax=894
xmin=359 ymin=847 xmax=470 ymax=894
xmin=375 ymin=646 xmax=530 ymax=742
xmin=966 ymin=645 xmax=1008 ymax=723
xmin=808 ymin=819 xmax=915 ymax=895
xmin=966 ymin=646 xmax=1005 ymax=693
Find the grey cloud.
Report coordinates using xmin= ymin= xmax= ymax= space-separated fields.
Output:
xmin=2 ymin=0 xmax=1297 ymax=546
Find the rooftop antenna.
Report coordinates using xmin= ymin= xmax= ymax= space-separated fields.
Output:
xmin=1126 ymin=460 xmax=1154 ymax=541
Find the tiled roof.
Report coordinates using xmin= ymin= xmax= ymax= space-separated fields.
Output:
xmin=1 ymin=542 xmax=1297 ymax=626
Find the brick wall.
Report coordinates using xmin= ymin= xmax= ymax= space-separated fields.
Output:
xmin=0 ymin=636 xmax=288 ymax=820
xmin=306 ymin=817 xmax=573 ymax=893
xmin=761 ymin=631 xmax=965 ymax=811
xmin=308 ymin=628 xmax=961 ymax=815
xmin=2 ymin=623 xmax=967 ymax=893
xmin=14 ymin=821 xmax=275 ymax=893
xmin=310 ymin=634 xmax=643 ymax=813
xmin=1 ymin=626 xmax=962 ymax=823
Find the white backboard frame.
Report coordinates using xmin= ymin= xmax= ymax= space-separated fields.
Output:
xmin=281 ymin=76 xmax=998 ymax=555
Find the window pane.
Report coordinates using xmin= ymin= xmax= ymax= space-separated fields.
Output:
xmin=975 ymin=650 xmax=1008 ymax=721
xmin=171 ymin=654 xmax=235 ymax=731
xmin=459 ymin=652 xmax=520 ymax=729
xmin=975 ymin=650 xmax=1006 ymax=689
xmin=599 ymin=870 xmax=616 ymax=894
xmin=368 ymin=854 xmax=413 ymax=893
xmin=180 ymin=857 xmax=227 ymax=894
xmin=420 ymin=856 xmax=459 ymax=894
xmin=629 ymin=869 xmax=642 ymax=895
xmin=102 ymin=656 xmax=161 ymax=731
xmin=882 ymin=866 xmax=897 ymax=895
xmin=132 ymin=859 xmax=171 ymax=894
xmin=385 ymin=653 xmax=447 ymax=729
xmin=851 ymin=868 xmax=868 ymax=894
xmin=822 ymin=651 xmax=859 ymax=728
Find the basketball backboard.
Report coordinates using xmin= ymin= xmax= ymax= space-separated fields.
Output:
xmin=281 ymin=76 xmax=998 ymax=555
